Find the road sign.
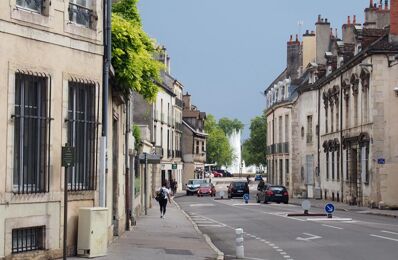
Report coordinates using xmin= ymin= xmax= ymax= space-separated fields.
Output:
xmin=243 ymin=193 xmax=250 ymax=202
xmin=301 ymin=200 xmax=311 ymax=211
xmin=325 ymin=203 xmax=335 ymax=214
xmin=172 ymin=163 xmax=177 ymax=170
xmin=62 ymin=146 xmax=75 ymax=167
xmin=378 ymin=158 xmax=385 ymax=165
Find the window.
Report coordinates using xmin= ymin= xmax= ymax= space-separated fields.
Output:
xmin=13 ymin=73 xmax=51 ymax=194
xmin=279 ymin=116 xmax=283 ymax=143
xmin=361 ymin=145 xmax=370 ymax=184
xmin=306 ymin=115 xmax=313 ymax=144
xmin=16 ymin=0 xmax=42 ymax=13
xmin=12 ymin=226 xmax=45 ymax=253
xmin=285 ymin=114 xmax=289 ymax=142
xmin=337 ymin=148 xmax=340 ymax=181
xmin=67 ymin=81 xmax=99 ymax=191
xmin=68 ymin=0 xmax=96 ymax=28
xmin=336 ymin=103 xmax=339 ymax=131
xmin=331 ymin=107 xmax=334 ymax=132
xmin=326 ymin=152 xmax=329 ymax=180
xmin=202 ymin=141 xmax=205 ymax=152
xmin=332 ymin=151 xmax=335 ymax=180
xmin=196 ymin=141 xmax=199 ymax=154
xmin=325 ymin=107 xmax=329 ymax=134
xmin=153 ymin=125 xmax=157 ymax=144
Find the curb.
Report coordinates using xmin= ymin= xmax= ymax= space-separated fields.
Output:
xmin=173 ymin=200 xmax=224 ymax=260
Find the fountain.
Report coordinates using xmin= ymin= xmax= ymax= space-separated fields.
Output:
xmin=226 ymin=129 xmax=242 ymax=174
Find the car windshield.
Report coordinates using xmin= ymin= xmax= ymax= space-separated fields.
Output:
xmin=188 ymin=180 xmax=207 ymax=185
xmin=270 ymin=186 xmax=286 ymax=192
xmin=233 ymin=182 xmax=246 ymax=189
xmin=200 ymin=183 xmax=210 ymax=188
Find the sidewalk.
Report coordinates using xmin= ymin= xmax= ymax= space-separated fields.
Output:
xmin=72 ymin=199 xmax=220 ymax=260
xmin=290 ymin=198 xmax=398 ymax=218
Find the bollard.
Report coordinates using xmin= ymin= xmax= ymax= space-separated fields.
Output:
xmin=235 ymin=228 xmax=244 ymax=259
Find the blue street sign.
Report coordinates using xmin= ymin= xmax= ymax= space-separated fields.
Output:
xmin=325 ymin=203 xmax=335 ymax=214
xmin=378 ymin=158 xmax=385 ymax=165
xmin=243 ymin=193 xmax=250 ymax=202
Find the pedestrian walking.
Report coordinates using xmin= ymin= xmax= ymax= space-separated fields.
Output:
xmin=156 ymin=181 xmax=171 ymax=219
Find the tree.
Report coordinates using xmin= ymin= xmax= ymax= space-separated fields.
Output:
xmin=218 ymin=117 xmax=244 ymax=136
xmin=205 ymin=114 xmax=233 ymax=166
xmin=242 ymin=114 xmax=267 ymax=166
xmin=112 ymin=0 xmax=163 ymax=101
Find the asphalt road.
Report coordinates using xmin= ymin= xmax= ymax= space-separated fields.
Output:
xmin=175 ymin=185 xmax=398 ymax=260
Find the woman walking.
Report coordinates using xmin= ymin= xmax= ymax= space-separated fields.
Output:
xmin=157 ymin=181 xmax=171 ymax=219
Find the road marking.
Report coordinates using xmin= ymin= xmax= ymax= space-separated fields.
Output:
xmin=277 ymin=249 xmax=283 ymax=252
xmin=197 ymin=224 xmax=224 ymax=227
xmin=370 ymin=234 xmax=398 ymax=242
xmin=296 ymin=233 xmax=322 ymax=241
xmin=381 ymin=230 xmax=398 ymax=236
xmin=189 ymin=203 xmax=215 ymax=207
xmin=232 ymin=203 xmax=260 ymax=206
xmin=322 ymin=224 xmax=343 ymax=230
xmin=307 ymin=217 xmax=352 ymax=221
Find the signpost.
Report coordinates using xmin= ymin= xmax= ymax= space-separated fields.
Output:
xmin=138 ymin=152 xmax=161 ymax=215
xmin=301 ymin=200 xmax=311 ymax=215
xmin=172 ymin=163 xmax=177 ymax=170
xmin=61 ymin=145 xmax=75 ymax=260
xmin=243 ymin=194 xmax=250 ymax=204
xmin=325 ymin=203 xmax=335 ymax=218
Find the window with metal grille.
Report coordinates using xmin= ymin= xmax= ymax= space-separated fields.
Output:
xmin=16 ymin=0 xmax=43 ymax=13
xmin=68 ymin=0 xmax=96 ymax=28
xmin=67 ymin=81 xmax=99 ymax=191
xmin=12 ymin=226 xmax=45 ymax=253
xmin=13 ymin=73 xmax=51 ymax=194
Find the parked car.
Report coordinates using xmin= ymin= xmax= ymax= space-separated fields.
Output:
xmin=227 ymin=181 xmax=249 ymax=198
xmin=212 ymin=171 xmax=223 ymax=178
xmin=261 ymin=185 xmax=289 ymax=204
xmin=197 ymin=183 xmax=216 ymax=197
xmin=254 ymin=174 xmax=263 ymax=181
xmin=186 ymin=179 xmax=208 ymax=195
xmin=205 ymin=171 xmax=214 ymax=178
xmin=215 ymin=169 xmax=233 ymax=177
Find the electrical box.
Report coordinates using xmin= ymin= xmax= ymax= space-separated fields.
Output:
xmin=77 ymin=207 xmax=108 ymax=258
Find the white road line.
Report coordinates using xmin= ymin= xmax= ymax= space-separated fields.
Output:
xmin=296 ymin=233 xmax=322 ymax=241
xmin=322 ymin=224 xmax=343 ymax=230
xmin=307 ymin=217 xmax=352 ymax=221
xmin=370 ymin=234 xmax=398 ymax=242
xmin=283 ymin=256 xmax=291 ymax=258
xmin=280 ymin=252 xmax=287 ymax=255
xmin=381 ymin=230 xmax=398 ymax=236
xmin=277 ymin=249 xmax=283 ymax=252
xmin=197 ymin=224 xmax=224 ymax=227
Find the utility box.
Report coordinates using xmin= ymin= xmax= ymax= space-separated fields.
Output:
xmin=77 ymin=207 xmax=108 ymax=258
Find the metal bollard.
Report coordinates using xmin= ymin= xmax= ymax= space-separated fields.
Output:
xmin=235 ymin=228 xmax=244 ymax=259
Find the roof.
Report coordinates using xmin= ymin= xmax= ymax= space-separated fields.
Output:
xmin=182 ymin=120 xmax=208 ymax=137
xmin=264 ymin=68 xmax=287 ymax=95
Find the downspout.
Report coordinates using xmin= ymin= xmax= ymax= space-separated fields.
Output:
xmin=340 ymin=75 xmax=344 ymax=202
xmin=99 ymin=0 xmax=112 ymax=208
xmin=272 ymin=110 xmax=275 ymax=184
xmin=125 ymin=99 xmax=131 ymax=230
xmin=317 ymin=86 xmax=321 ymax=198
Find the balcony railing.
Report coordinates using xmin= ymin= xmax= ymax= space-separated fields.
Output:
xmin=283 ymin=142 xmax=289 ymax=153
xmin=68 ymin=2 xmax=97 ymax=28
xmin=175 ymin=122 xmax=183 ymax=132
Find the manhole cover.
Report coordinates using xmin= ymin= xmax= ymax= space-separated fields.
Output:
xmin=164 ymin=249 xmax=193 ymax=256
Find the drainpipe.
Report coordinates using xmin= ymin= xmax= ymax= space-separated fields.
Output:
xmin=99 ymin=0 xmax=112 ymax=208
xmin=125 ymin=98 xmax=131 ymax=230
xmin=317 ymin=87 xmax=321 ymax=198
xmin=340 ymin=75 xmax=344 ymax=201
xmin=272 ymin=110 xmax=275 ymax=184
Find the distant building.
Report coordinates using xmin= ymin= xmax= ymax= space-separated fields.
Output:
xmin=182 ymin=93 xmax=208 ymax=184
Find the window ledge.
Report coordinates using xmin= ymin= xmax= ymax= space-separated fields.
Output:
xmin=64 ymin=21 xmax=99 ymax=41
xmin=11 ymin=7 xmax=51 ymax=28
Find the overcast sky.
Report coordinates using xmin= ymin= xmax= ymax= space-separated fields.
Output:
xmin=138 ymin=0 xmax=368 ymax=139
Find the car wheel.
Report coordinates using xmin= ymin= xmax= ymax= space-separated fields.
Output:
xmin=277 ymin=202 xmax=281 ymax=204
xmin=186 ymin=191 xmax=189 ymax=196
xmin=284 ymin=201 xmax=289 ymax=204
xmin=263 ymin=199 xmax=268 ymax=204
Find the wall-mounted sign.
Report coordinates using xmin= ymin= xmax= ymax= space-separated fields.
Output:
xmin=377 ymin=158 xmax=385 ymax=165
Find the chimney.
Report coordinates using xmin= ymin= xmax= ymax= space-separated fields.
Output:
xmin=390 ymin=0 xmax=398 ymax=43
xmin=315 ymin=15 xmax=331 ymax=65
xmin=348 ymin=16 xmax=351 ymax=25
xmin=370 ymin=0 xmax=374 ymax=8
xmin=183 ymin=93 xmax=191 ymax=110
xmin=302 ymin=30 xmax=316 ymax=66
xmin=385 ymin=0 xmax=389 ymax=10
xmin=353 ymin=15 xmax=357 ymax=24
xmin=287 ymin=34 xmax=302 ymax=79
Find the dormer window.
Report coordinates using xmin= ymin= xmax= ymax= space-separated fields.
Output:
xmin=16 ymin=0 xmax=42 ymax=13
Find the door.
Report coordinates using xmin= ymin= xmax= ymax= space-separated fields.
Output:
xmin=306 ymin=155 xmax=314 ymax=198
xmin=350 ymin=148 xmax=358 ymax=205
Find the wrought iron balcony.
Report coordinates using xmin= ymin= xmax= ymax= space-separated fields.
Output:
xmin=175 ymin=98 xmax=184 ymax=108
xmin=68 ymin=2 xmax=97 ymax=28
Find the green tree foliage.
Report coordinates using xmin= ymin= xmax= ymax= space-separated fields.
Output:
xmin=242 ymin=114 xmax=267 ymax=166
xmin=132 ymin=124 xmax=142 ymax=149
xmin=205 ymin=114 xmax=233 ymax=166
xmin=112 ymin=0 xmax=163 ymax=101
xmin=218 ymin=117 xmax=244 ymax=136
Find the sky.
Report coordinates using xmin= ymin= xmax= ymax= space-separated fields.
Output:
xmin=137 ymin=0 xmax=368 ymax=139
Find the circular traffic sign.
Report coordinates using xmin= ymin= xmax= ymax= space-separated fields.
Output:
xmin=301 ymin=200 xmax=311 ymax=211
xmin=243 ymin=193 xmax=250 ymax=201
xmin=325 ymin=203 xmax=335 ymax=214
